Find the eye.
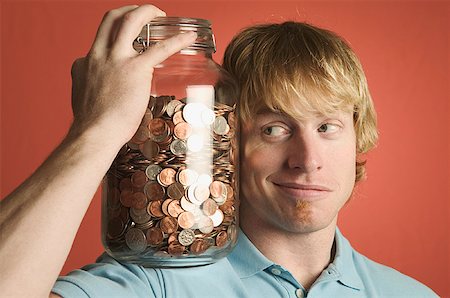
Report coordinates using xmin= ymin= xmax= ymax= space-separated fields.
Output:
xmin=317 ymin=123 xmax=340 ymax=134
xmin=262 ymin=125 xmax=290 ymax=137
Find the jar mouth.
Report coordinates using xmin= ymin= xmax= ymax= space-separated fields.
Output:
xmin=134 ymin=16 xmax=216 ymax=53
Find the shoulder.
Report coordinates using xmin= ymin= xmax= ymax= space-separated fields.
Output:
xmin=52 ymin=253 xmax=164 ymax=297
xmin=351 ymin=250 xmax=438 ymax=297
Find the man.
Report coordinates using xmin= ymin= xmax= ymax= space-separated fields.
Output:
xmin=0 ymin=4 xmax=438 ymax=298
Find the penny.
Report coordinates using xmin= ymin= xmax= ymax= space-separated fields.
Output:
xmin=209 ymin=180 xmax=225 ymax=198
xmin=167 ymin=232 xmax=179 ymax=244
xmin=178 ymin=211 xmax=195 ymax=229
xmin=178 ymin=229 xmax=195 ymax=246
xmin=131 ymin=125 xmax=150 ymax=144
xmin=209 ymin=209 xmax=224 ymax=227
xmin=119 ymin=190 xmax=134 ymax=208
xmin=173 ymin=122 xmax=192 ymax=140
xmin=213 ymin=116 xmax=230 ymax=135
xmin=198 ymin=216 xmax=214 ymax=234
xmin=125 ymin=228 xmax=147 ymax=252
xmin=167 ymin=200 xmax=183 ymax=218
xmin=167 ymin=182 xmax=185 ymax=200
xmin=158 ymin=168 xmax=176 ymax=187
xmin=146 ymin=227 xmax=164 ymax=246
xmin=194 ymin=184 xmax=210 ymax=203
xmin=177 ymin=168 xmax=198 ymax=186
xmin=160 ymin=216 xmax=179 ymax=234
xmin=131 ymin=192 xmax=148 ymax=210
xmin=143 ymin=181 xmax=165 ymax=201
xmin=201 ymin=198 xmax=218 ymax=216
xmin=161 ymin=198 xmax=173 ymax=216
xmin=168 ymin=241 xmax=185 ymax=256
xmin=170 ymin=139 xmax=187 ymax=156
xmin=145 ymin=164 xmax=162 ymax=180
xmin=107 ymin=217 xmax=125 ymax=239
xmin=141 ymin=140 xmax=159 ymax=160
xmin=141 ymin=108 xmax=153 ymax=126
xmin=172 ymin=110 xmax=185 ymax=125
xmin=147 ymin=200 xmax=164 ymax=218
xmin=215 ymin=230 xmax=228 ymax=247
xmin=180 ymin=196 xmax=196 ymax=212
xmin=131 ymin=171 xmax=148 ymax=189
xmin=148 ymin=118 xmax=168 ymax=142
xmin=119 ymin=178 xmax=133 ymax=191
xmin=190 ymin=239 xmax=210 ymax=254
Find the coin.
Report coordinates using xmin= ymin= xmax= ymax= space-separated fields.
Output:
xmin=178 ymin=229 xmax=195 ymax=246
xmin=143 ymin=181 xmax=165 ymax=201
xmin=209 ymin=209 xmax=224 ymax=227
xmin=158 ymin=168 xmax=176 ymax=187
xmin=119 ymin=190 xmax=134 ymax=208
xmin=145 ymin=164 xmax=162 ymax=180
xmin=178 ymin=211 xmax=195 ymax=229
xmin=148 ymin=118 xmax=168 ymax=142
xmin=180 ymin=196 xmax=196 ymax=212
xmin=166 ymin=99 xmax=183 ymax=117
xmin=107 ymin=217 xmax=125 ymax=239
xmin=146 ymin=227 xmax=164 ymax=246
xmin=131 ymin=125 xmax=150 ymax=144
xmin=177 ymin=168 xmax=198 ymax=186
xmin=119 ymin=178 xmax=133 ymax=191
xmin=141 ymin=140 xmax=159 ymax=160
xmin=160 ymin=216 xmax=179 ymax=234
xmin=173 ymin=122 xmax=192 ymax=140
xmin=194 ymin=184 xmax=210 ymax=203
xmin=147 ymin=200 xmax=164 ymax=218
xmin=168 ymin=241 xmax=185 ymax=256
xmin=130 ymin=207 xmax=152 ymax=224
xmin=131 ymin=171 xmax=148 ymax=189
xmin=213 ymin=116 xmax=229 ymax=135
xmin=131 ymin=192 xmax=148 ymax=210
xmin=172 ymin=110 xmax=185 ymax=125
xmin=198 ymin=216 xmax=214 ymax=234
xmin=167 ymin=182 xmax=184 ymax=200
xmin=201 ymin=198 xmax=218 ymax=216
xmin=161 ymin=198 xmax=173 ymax=216
xmin=167 ymin=200 xmax=183 ymax=218
xmin=125 ymin=228 xmax=147 ymax=252
xmin=190 ymin=239 xmax=210 ymax=254
xmin=170 ymin=139 xmax=187 ymax=156
xmin=215 ymin=230 xmax=228 ymax=247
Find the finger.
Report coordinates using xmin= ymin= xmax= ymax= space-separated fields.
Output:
xmin=112 ymin=4 xmax=166 ymax=56
xmin=139 ymin=31 xmax=197 ymax=66
xmin=89 ymin=5 xmax=139 ymax=56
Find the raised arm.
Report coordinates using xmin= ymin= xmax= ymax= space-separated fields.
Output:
xmin=0 ymin=5 xmax=196 ymax=297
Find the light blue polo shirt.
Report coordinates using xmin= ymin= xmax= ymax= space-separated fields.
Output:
xmin=52 ymin=228 xmax=438 ymax=297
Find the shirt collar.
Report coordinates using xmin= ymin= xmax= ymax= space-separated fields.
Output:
xmin=329 ymin=227 xmax=365 ymax=290
xmin=227 ymin=229 xmax=274 ymax=278
xmin=228 ymin=227 xmax=365 ymax=290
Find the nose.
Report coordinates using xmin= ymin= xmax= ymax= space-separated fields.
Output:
xmin=287 ymin=132 xmax=322 ymax=173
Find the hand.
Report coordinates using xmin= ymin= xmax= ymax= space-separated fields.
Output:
xmin=69 ymin=4 xmax=196 ymax=147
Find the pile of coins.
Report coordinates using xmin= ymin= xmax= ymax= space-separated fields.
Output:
xmin=103 ymin=95 xmax=238 ymax=258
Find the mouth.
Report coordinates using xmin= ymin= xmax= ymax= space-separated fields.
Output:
xmin=272 ymin=182 xmax=332 ymax=200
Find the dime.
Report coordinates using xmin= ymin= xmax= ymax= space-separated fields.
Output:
xmin=170 ymin=139 xmax=187 ymax=156
xmin=213 ymin=116 xmax=228 ymax=135
xmin=145 ymin=164 xmax=162 ymax=180
xmin=177 ymin=211 xmax=195 ymax=229
xmin=146 ymin=227 xmax=164 ymax=246
xmin=125 ymin=228 xmax=147 ymax=252
xmin=166 ymin=99 xmax=183 ymax=117
xmin=178 ymin=229 xmax=195 ymax=246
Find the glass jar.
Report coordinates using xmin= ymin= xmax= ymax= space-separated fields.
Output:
xmin=101 ymin=17 xmax=239 ymax=267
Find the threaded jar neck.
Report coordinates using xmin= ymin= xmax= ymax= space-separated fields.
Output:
xmin=133 ymin=17 xmax=216 ymax=54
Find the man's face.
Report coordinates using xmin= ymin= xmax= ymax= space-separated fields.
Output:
xmin=240 ymin=107 xmax=356 ymax=234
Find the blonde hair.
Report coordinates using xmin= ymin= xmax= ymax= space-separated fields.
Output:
xmin=222 ymin=22 xmax=378 ymax=182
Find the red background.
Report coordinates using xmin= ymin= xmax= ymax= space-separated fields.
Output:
xmin=1 ymin=0 xmax=449 ymax=296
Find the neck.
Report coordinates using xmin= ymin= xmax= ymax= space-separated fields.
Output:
xmin=239 ymin=206 xmax=337 ymax=290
